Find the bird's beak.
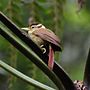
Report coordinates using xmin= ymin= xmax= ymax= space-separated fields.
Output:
xmin=21 ymin=27 xmax=30 ymax=31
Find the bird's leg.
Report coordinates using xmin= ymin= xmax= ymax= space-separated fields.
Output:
xmin=40 ymin=45 xmax=46 ymax=54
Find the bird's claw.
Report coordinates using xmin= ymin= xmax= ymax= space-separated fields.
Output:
xmin=40 ymin=45 xmax=46 ymax=54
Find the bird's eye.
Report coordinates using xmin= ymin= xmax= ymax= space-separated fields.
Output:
xmin=31 ymin=26 xmax=34 ymax=28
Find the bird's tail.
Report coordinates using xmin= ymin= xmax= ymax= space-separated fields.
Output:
xmin=48 ymin=45 xmax=54 ymax=70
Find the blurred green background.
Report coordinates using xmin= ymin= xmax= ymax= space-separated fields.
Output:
xmin=0 ymin=0 xmax=90 ymax=90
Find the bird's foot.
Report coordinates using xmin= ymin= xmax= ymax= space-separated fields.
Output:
xmin=40 ymin=45 xmax=46 ymax=54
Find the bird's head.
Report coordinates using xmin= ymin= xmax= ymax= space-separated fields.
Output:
xmin=21 ymin=23 xmax=45 ymax=33
xmin=30 ymin=23 xmax=45 ymax=29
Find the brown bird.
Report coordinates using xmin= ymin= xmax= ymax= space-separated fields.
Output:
xmin=21 ymin=23 xmax=62 ymax=70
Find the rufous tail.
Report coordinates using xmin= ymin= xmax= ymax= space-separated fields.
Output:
xmin=48 ymin=45 xmax=54 ymax=70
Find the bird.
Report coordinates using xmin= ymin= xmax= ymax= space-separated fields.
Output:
xmin=21 ymin=22 xmax=62 ymax=70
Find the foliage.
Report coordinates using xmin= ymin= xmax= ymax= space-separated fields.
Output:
xmin=0 ymin=0 xmax=90 ymax=90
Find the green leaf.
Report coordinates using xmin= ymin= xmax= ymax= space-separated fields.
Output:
xmin=0 ymin=60 xmax=55 ymax=90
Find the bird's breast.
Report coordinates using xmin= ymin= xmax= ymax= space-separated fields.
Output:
xmin=28 ymin=33 xmax=44 ymax=46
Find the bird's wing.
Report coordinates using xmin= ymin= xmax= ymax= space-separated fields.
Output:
xmin=33 ymin=28 xmax=62 ymax=51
